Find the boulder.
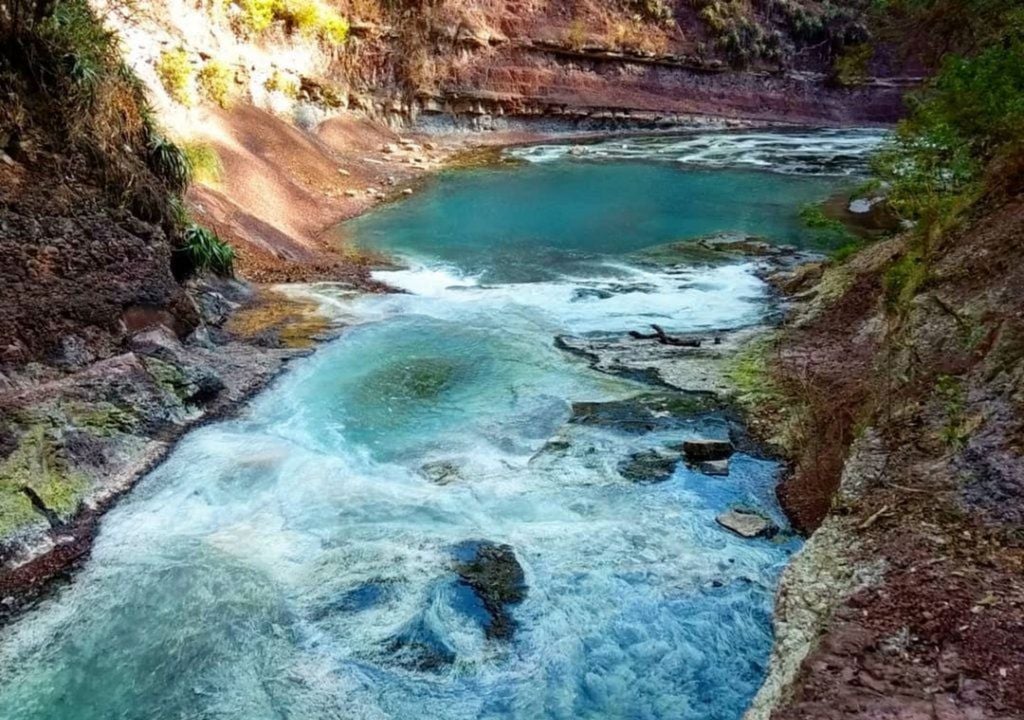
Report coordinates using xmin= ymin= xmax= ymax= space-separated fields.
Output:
xmin=699 ymin=459 xmax=730 ymax=476
xmin=716 ymin=509 xmax=778 ymax=539
xmin=619 ymin=448 xmax=679 ymax=483
xmin=682 ymin=437 xmax=733 ymax=462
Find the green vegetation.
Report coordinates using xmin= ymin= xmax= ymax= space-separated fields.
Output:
xmin=148 ymin=134 xmax=192 ymax=192
xmin=798 ymin=202 xmax=858 ymax=251
xmin=235 ymin=0 xmax=350 ymax=44
xmin=156 ymin=48 xmax=194 ymax=105
xmin=869 ymin=5 xmax=1024 ymax=312
xmin=832 ymin=43 xmax=873 ymax=86
xmin=181 ymin=141 xmax=222 ymax=185
xmin=182 ymin=223 xmax=235 ymax=276
xmin=197 ymin=59 xmax=234 ymax=107
xmin=265 ymin=69 xmax=300 ymax=97
xmin=936 ymin=374 xmax=973 ymax=450
xmin=0 ymin=425 xmax=88 ymax=536
xmin=238 ymin=0 xmax=276 ymax=32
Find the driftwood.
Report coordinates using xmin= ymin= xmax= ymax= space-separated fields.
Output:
xmin=628 ymin=324 xmax=702 ymax=347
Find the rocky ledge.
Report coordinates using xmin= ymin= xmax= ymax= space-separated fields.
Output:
xmin=0 ymin=282 xmax=343 ymax=622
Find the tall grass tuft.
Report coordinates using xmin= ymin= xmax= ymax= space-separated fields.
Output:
xmin=182 ymin=224 xmax=235 ymax=276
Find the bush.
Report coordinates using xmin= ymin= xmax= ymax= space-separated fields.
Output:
xmin=872 ymin=28 xmax=1024 ymax=226
xmin=238 ymin=0 xmax=275 ymax=33
xmin=273 ymin=0 xmax=349 ymax=44
xmin=157 ymin=48 xmax=194 ymax=105
xmin=181 ymin=141 xmax=222 ymax=184
xmin=264 ymin=70 xmax=300 ymax=97
xmin=182 ymin=224 xmax=235 ymax=276
xmin=196 ymin=59 xmax=234 ymax=107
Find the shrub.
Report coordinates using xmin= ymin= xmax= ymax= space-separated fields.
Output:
xmin=196 ymin=59 xmax=234 ymax=107
xmin=274 ymin=0 xmax=349 ymax=44
xmin=156 ymin=48 xmax=194 ymax=105
xmin=238 ymin=0 xmax=275 ymax=33
xmin=181 ymin=141 xmax=222 ymax=184
xmin=264 ymin=69 xmax=300 ymax=97
xmin=182 ymin=224 xmax=235 ymax=276
xmin=833 ymin=43 xmax=873 ymax=86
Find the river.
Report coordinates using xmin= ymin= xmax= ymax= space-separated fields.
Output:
xmin=0 ymin=128 xmax=883 ymax=720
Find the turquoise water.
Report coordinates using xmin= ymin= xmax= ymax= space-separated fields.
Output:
xmin=343 ymin=163 xmax=845 ymax=283
xmin=0 ymin=130 xmax=879 ymax=720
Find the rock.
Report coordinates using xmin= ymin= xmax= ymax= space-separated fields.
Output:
xmin=570 ymin=393 xmax=712 ymax=434
xmin=716 ymin=509 xmax=778 ymax=538
xmin=344 ymin=189 xmax=359 ymax=197
xmin=337 ymin=168 xmax=350 ymax=176
xmin=196 ymin=290 xmax=234 ymax=327
xmin=571 ymin=287 xmax=614 ymax=302
xmin=53 ymin=335 xmax=94 ymax=369
xmin=619 ymin=448 xmax=679 ymax=483
xmin=402 ymin=188 xmax=413 ymax=195
xmin=699 ymin=459 xmax=730 ymax=476
xmin=453 ymin=540 xmax=527 ymax=640
xmin=423 ymin=141 xmax=438 ymax=150
xmin=682 ymin=437 xmax=733 ymax=462
xmin=849 ymin=197 xmax=881 ymax=214
xmin=421 ymin=460 xmax=460 ymax=485
xmin=381 ymin=143 xmax=399 ymax=154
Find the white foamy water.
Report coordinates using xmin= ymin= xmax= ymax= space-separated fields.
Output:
xmin=508 ymin=128 xmax=888 ymax=176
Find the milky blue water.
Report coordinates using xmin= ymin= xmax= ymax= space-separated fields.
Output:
xmin=0 ymin=129 xmax=880 ymax=720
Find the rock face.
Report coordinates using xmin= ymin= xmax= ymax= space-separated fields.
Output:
xmin=619 ymin=448 xmax=680 ymax=483
xmin=453 ymin=541 xmax=527 ymax=640
xmin=716 ymin=509 xmax=778 ymax=538
xmin=683 ymin=438 xmax=734 ymax=462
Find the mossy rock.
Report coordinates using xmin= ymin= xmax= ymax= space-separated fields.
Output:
xmin=0 ymin=425 xmax=88 ymax=537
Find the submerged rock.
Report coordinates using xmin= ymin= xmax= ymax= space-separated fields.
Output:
xmin=569 ymin=392 xmax=715 ymax=435
xmin=619 ymin=448 xmax=680 ymax=483
xmin=420 ymin=460 xmax=461 ymax=485
xmin=682 ymin=437 xmax=734 ymax=462
xmin=716 ymin=508 xmax=778 ymax=539
xmin=699 ymin=458 xmax=730 ymax=476
xmin=453 ymin=540 xmax=527 ymax=640
xmin=386 ymin=615 xmax=457 ymax=671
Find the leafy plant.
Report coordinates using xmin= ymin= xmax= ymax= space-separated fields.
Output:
xmin=197 ymin=59 xmax=234 ymax=108
xmin=147 ymin=134 xmax=192 ymax=192
xmin=264 ymin=69 xmax=300 ymax=97
xmin=182 ymin=224 xmax=235 ymax=276
xmin=157 ymin=48 xmax=194 ymax=105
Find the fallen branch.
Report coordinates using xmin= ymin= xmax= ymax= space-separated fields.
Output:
xmin=628 ymin=324 xmax=702 ymax=347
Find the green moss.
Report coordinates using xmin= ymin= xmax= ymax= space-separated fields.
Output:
xmin=0 ymin=425 xmax=88 ymax=536
xmin=142 ymin=356 xmax=191 ymax=400
xmin=64 ymin=401 xmax=137 ymax=436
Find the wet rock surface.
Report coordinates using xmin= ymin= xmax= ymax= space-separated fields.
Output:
xmin=569 ymin=392 xmax=715 ymax=434
xmin=716 ymin=508 xmax=778 ymax=539
xmin=0 ymin=288 xmax=332 ymax=621
xmin=619 ymin=448 xmax=681 ymax=483
xmin=683 ymin=438 xmax=734 ymax=462
xmin=452 ymin=540 xmax=527 ymax=640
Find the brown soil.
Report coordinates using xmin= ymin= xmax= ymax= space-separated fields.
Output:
xmin=766 ymin=195 xmax=1024 ymax=719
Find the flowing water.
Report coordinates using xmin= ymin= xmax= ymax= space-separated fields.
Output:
xmin=0 ymin=129 xmax=883 ymax=720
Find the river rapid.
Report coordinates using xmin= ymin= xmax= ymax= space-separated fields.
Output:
xmin=0 ymin=129 xmax=884 ymax=720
